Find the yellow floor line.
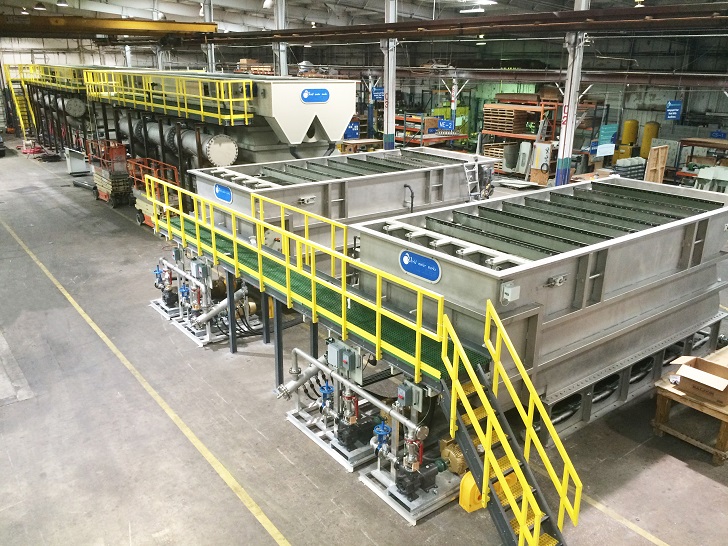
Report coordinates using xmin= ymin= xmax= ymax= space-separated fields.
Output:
xmin=579 ymin=493 xmax=670 ymax=546
xmin=531 ymin=466 xmax=670 ymax=546
xmin=1 ymin=219 xmax=290 ymax=546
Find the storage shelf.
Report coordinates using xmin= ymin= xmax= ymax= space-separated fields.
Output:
xmin=482 ymin=130 xmax=539 ymax=140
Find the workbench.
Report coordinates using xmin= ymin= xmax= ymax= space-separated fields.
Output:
xmin=652 ymin=377 xmax=728 ymax=465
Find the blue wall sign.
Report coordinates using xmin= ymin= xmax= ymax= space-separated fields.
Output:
xmin=399 ymin=250 xmax=441 ymax=284
xmin=301 ymin=88 xmax=330 ymax=104
xmin=214 ymin=183 xmax=233 ymax=204
xmin=665 ymin=100 xmax=683 ymax=121
xmin=372 ymin=87 xmax=385 ymax=101
xmin=710 ymin=130 xmax=726 ymax=139
xmin=344 ymin=121 xmax=360 ymax=140
xmin=438 ymin=119 xmax=455 ymax=131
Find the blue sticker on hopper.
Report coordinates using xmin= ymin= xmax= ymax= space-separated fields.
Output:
xmin=301 ymin=89 xmax=330 ymax=103
xmin=399 ymin=250 xmax=441 ymax=283
xmin=214 ymin=183 xmax=233 ymax=203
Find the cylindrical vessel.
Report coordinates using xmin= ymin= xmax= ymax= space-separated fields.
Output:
xmin=640 ymin=121 xmax=660 ymax=158
xmin=621 ymin=119 xmax=639 ymax=146
xmin=117 ymin=117 xmax=145 ymax=142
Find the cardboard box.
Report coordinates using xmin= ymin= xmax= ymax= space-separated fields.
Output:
xmin=673 ymin=356 xmax=728 ymax=405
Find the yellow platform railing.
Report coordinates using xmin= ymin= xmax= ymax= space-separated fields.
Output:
xmin=144 ymin=174 xmax=582 ymax=541
xmin=484 ymin=299 xmax=582 ymax=531
xmin=84 ymin=69 xmax=254 ymax=126
xmin=145 ymin=175 xmax=443 ymax=379
xmin=16 ymin=64 xmax=86 ymax=92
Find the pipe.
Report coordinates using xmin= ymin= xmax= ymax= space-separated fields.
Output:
xmin=192 ymin=288 xmax=246 ymax=326
xmin=276 ymin=362 xmax=324 ymax=400
xmin=403 ymin=184 xmax=414 ymax=214
xmin=288 ymin=348 xmax=428 ymax=438
xmin=160 ymin=259 xmax=208 ymax=291
xmin=323 ymin=142 xmax=336 ymax=157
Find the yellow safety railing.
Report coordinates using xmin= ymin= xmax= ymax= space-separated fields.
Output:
xmin=3 ymin=65 xmax=34 ymax=135
xmin=442 ymin=313 xmax=544 ymax=546
xmin=144 ymin=174 xmax=582 ymax=540
xmin=84 ymin=69 xmax=254 ymax=126
xmin=144 ymin=175 xmax=444 ymax=380
xmin=16 ymin=64 xmax=86 ymax=92
xmin=484 ymin=299 xmax=582 ymax=531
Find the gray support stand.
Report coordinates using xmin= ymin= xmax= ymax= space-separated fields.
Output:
xmin=273 ymin=298 xmax=284 ymax=387
xmin=380 ymin=0 xmax=397 ymax=150
xmin=555 ymin=0 xmax=590 ymax=186
xmin=310 ymin=320 xmax=319 ymax=358
xmin=227 ymin=270 xmax=237 ymax=354
xmin=261 ymin=294 xmax=270 ymax=344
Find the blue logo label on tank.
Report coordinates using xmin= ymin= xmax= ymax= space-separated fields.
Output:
xmin=301 ymin=89 xmax=330 ymax=104
xmin=399 ymin=250 xmax=441 ymax=283
xmin=214 ymin=183 xmax=233 ymax=203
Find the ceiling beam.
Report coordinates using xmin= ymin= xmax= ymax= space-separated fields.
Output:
xmin=198 ymin=3 xmax=728 ymax=45
xmin=0 ymin=15 xmax=217 ymax=38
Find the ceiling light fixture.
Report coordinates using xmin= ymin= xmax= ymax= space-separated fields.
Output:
xmin=476 ymin=42 xmax=487 ymax=46
xmin=33 ymin=1 xmax=46 ymax=10
xmin=21 ymin=6 xmax=29 ymax=14
xmin=262 ymin=0 xmax=274 ymax=8
xmin=57 ymin=0 xmax=68 ymax=6
xmin=635 ymin=0 xmax=644 ymax=6
xmin=460 ymin=7 xmax=485 ymax=13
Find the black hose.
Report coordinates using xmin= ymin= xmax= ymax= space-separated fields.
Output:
xmin=289 ymin=146 xmax=301 ymax=159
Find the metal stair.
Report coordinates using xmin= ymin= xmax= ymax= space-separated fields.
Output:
xmin=439 ymin=305 xmax=581 ymax=546
xmin=3 ymin=65 xmax=33 ymax=136
xmin=440 ymin=368 xmax=565 ymax=546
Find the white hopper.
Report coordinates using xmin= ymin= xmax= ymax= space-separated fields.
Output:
xmin=252 ymin=78 xmax=357 ymax=145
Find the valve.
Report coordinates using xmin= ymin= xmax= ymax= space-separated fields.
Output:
xmin=319 ymin=380 xmax=334 ymax=412
xmin=153 ymin=266 xmax=165 ymax=289
xmin=373 ymin=422 xmax=392 ymax=454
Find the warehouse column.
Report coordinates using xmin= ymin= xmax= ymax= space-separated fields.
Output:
xmin=273 ymin=299 xmax=284 ymax=386
xmin=380 ymin=0 xmax=397 ymax=150
xmin=273 ymin=0 xmax=289 ymax=76
xmin=226 ymin=270 xmax=238 ymax=354
xmin=202 ymin=0 xmax=216 ymax=72
xmin=555 ymin=0 xmax=590 ymax=186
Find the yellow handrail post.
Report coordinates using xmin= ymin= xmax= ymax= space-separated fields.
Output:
xmin=414 ymin=291 xmax=424 ymax=383
xmin=375 ymin=275 xmax=383 ymax=360
xmin=310 ymin=247 xmax=318 ymax=322
xmin=340 ymin=261 xmax=348 ymax=340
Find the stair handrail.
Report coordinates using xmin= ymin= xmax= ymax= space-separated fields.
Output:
xmin=442 ymin=314 xmax=543 ymax=545
xmin=3 ymin=64 xmax=30 ymax=136
xmin=484 ymin=299 xmax=582 ymax=530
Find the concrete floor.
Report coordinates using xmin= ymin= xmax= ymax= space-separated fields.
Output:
xmin=1 ymin=140 xmax=727 ymax=546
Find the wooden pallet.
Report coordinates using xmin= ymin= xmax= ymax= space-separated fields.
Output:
xmin=482 ymin=107 xmax=528 ymax=133
xmin=644 ymin=145 xmax=669 ymax=184
xmin=94 ymin=171 xmax=132 ymax=194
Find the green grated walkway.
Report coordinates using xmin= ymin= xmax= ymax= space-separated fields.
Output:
xmin=167 ymin=217 xmax=488 ymax=379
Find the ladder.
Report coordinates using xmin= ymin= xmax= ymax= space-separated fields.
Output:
xmin=440 ymin=303 xmax=582 ymax=545
xmin=3 ymin=65 xmax=33 ymax=136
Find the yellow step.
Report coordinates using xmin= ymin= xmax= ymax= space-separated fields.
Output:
xmin=488 ymin=454 xmax=515 ymax=480
xmin=462 ymin=405 xmax=487 ymax=426
xmin=510 ymin=512 xmax=557 ymax=546
xmin=493 ymin=472 xmax=523 ymax=506
xmin=461 ymin=381 xmax=477 ymax=396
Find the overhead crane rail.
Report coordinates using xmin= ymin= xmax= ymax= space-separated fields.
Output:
xmin=143 ymin=173 xmax=582 ymax=544
xmin=83 ymin=69 xmax=254 ymax=126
